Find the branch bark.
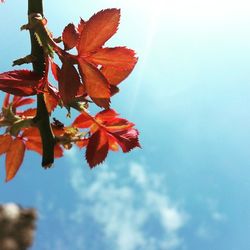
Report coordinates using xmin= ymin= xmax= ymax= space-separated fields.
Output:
xmin=28 ymin=0 xmax=55 ymax=167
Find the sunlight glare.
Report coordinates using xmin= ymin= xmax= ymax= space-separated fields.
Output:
xmin=111 ymin=0 xmax=250 ymax=23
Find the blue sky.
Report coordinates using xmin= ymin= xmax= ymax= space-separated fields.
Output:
xmin=1 ymin=0 xmax=250 ymax=249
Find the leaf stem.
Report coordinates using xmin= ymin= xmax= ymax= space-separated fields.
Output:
xmin=9 ymin=118 xmax=34 ymax=136
xmin=28 ymin=0 xmax=55 ymax=167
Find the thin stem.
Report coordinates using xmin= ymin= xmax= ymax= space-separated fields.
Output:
xmin=28 ymin=0 xmax=54 ymax=167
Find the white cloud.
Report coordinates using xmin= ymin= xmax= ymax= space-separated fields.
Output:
xmin=129 ymin=162 xmax=147 ymax=186
xmin=69 ymin=161 xmax=188 ymax=250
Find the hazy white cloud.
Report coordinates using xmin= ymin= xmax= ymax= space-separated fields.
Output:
xmin=206 ymin=198 xmax=227 ymax=223
xmin=69 ymin=160 xmax=188 ymax=250
xmin=196 ymin=224 xmax=212 ymax=240
xmin=211 ymin=211 xmax=226 ymax=222
xmin=64 ymin=147 xmax=80 ymax=165
xmin=129 ymin=162 xmax=147 ymax=186
xmin=195 ymin=198 xmax=227 ymax=242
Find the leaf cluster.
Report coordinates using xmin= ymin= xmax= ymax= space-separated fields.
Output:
xmin=0 ymin=7 xmax=140 ymax=181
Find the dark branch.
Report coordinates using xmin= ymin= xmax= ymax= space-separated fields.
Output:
xmin=28 ymin=0 xmax=55 ymax=167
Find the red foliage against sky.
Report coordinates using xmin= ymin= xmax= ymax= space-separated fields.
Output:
xmin=0 ymin=8 xmax=140 ymax=182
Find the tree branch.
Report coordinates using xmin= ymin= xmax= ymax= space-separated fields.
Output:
xmin=28 ymin=0 xmax=54 ymax=167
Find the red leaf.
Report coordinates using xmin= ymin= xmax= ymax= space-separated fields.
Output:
xmin=77 ymin=18 xmax=85 ymax=33
xmin=5 ymin=138 xmax=25 ymax=182
xmin=54 ymin=144 xmax=64 ymax=158
xmin=76 ymin=84 xmax=87 ymax=97
xmin=101 ymin=67 xmax=135 ymax=86
xmin=95 ymin=109 xmax=118 ymax=121
xmin=91 ymin=97 xmax=110 ymax=110
xmin=86 ymin=129 xmax=109 ymax=168
xmin=78 ymin=58 xmax=110 ymax=108
xmin=0 ymin=70 xmax=41 ymax=96
xmin=95 ymin=109 xmax=140 ymax=152
xmin=44 ymin=84 xmax=60 ymax=113
xmin=110 ymin=85 xmax=119 ymax=96
xmin=105 ymin=118 xmax=134 ymax=132
xmin=3 ymin=94 xmax=10 ymax=108
xmin=44 ymin=92 xmax=58 ymax=113
xmin=25 ymin=135 xmax=63 ymax=158
xmin=51 ymin=60 xmax=60 ymax=81
xmin=87 ymin=47 xmax=137 ymax=70
xmin=72 ymin=111 xmax=94 ymax=128
xmin=73 ymin=108 xmax=140 ymax=165
xmin=58 ymin=60 xmax=82 ymax=105
xmin=12 ymin=95 xmax=22 ymax=106
xmin=77 ymin=9 xmax=120 ymax=54
xmin=108 ymin=134 xmax=119 ymax=151
xmin=0 ymin=134 xmax=12 ymax=155
xmin=112 ymin=128 xmax=140 ymax=152
xmin=95 ymin=109 xmax=134 ymax=131
xmin=62 ymin=23 xmax=80 ymax=50
xmin=12 ymin=96 xmax=35 ymax=108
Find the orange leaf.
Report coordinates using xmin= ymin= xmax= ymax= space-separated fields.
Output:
xmin=91 ymin=97 xmax=110 ymax=110
xmin=86 ymin=129 xmax=109 ymax=168
xmin=87 ymin=47 xmax=137 ymax=70
xmin=101 ymin=67 xmax=133 ymax=86
xmin=77 ymin=9 xmax=120 ymax=54
xmin=22 ymin=127 xmax=41 ymax=142
xmin=44 ymin=92 xmax=58 ymax=113
xmin=105 ymin=119 xmax=134 ymax=132
xmin=72 ymin=111 xmax=94 ymax=128
xmin=76 ymin=138 xmax=89 ymax=148
xmin=23 ymin=126 xmax=64 ymax=157
xmin=0 ymin=134 xmax=12 ymax=155
xmin=52 ymin=126 xmax=65 ymax=137
xmin=25 ymin=140 xmax=43 ymax=155
xmin=17 ymin=108 xmax=37 ymax=118
xmin=54 ymin=144 xmax=64 ymax=158
xmin=44 ymin=84 xmax=60 ymax=113
xmin=95 ymin=109 xmax=140 ymax=152
xmin=58 ymin=60 xmax=82 ymax=105
xmin=78 ymin=58 xmax=110 ymax=108
xmin=5 ymin=138 xmax=25 ymax=182
xmin=95 ymin=109 xmax=118 ymax=121
xmin=108 ymin=134 xmax=119 ymax=151
xmin=76 ymin=84 xmax=87 ymax=97
xmin=26 ymin=139 xmax=63 ymax=158
xmin=77 ymin=18 xmax=85 ymax=33
xmin=62 ymin=23 xmax=79 ymax=50
xmin=95 ymin=109 xmax=134 ymax=131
